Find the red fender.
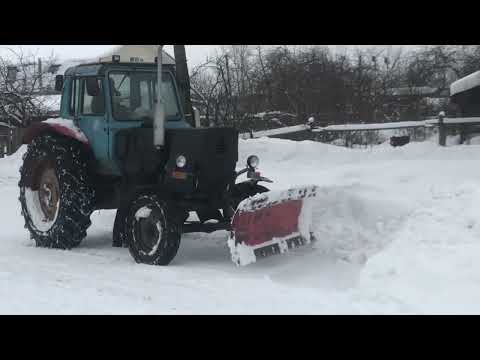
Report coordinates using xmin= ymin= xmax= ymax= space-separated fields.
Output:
xmin=22 ymin=121 xmax=90 ymax=147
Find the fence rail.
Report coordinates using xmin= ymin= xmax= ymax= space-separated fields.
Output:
xmin=240 ymin=116 xmax=480 ymax=146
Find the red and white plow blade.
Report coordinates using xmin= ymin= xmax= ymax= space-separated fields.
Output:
xmin=229 ymin=185 xmax=319 ymax=266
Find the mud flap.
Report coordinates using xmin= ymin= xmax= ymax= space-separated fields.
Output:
xmin=228 ymin=185 xmax=318 ymax=266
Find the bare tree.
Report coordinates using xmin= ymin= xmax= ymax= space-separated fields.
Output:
xmin=0 ymin=47 xmax=59 ymax=128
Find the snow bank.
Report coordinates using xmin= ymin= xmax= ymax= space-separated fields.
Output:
xmin=2 ymin=136 xmax=480 ymax=313
xmin=0 ymin=146 xmax=25 ymax=185
xmin=359 ymin=181 xmax=480 ymax=314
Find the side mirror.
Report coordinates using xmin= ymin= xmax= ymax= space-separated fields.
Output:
xmin=86 ymin=78 xmax=101 ymax=97
xmin=54 ymin=75 xmax=64 ymax=92
xmin=193 ymin=107 xmax=201 ymax=128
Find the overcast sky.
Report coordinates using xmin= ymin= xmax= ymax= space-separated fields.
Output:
xmin=0 ymin=45 xmax=219 ymax=67
xmin=0 ymin=45 xmax=419 ymax=68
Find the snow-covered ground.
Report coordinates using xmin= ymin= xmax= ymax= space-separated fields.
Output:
xmin=1 ymin=137 xmax=480 ymax=314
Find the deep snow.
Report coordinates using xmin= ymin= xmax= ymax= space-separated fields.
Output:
xmin=1 ymin=136 xmax=480 ymax=314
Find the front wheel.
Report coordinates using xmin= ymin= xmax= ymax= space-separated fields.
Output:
xmin=125 ymin=194 xmax=181 ymax=266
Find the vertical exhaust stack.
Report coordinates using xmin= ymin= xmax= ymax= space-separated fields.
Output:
xmin=174 ymin=45 xmax=194 ymax=127
xmin=154 ymin=45 xmax=166 ymax=148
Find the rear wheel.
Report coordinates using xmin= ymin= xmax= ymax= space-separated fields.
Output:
xmin=125 ymin=194 xmax=181 ymax=266
xmin=19 ymin=134 xmax=95 ymax=249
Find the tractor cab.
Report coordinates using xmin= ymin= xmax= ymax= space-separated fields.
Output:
xmin=55 ymin=48 xmax=194 ymax=175
xmin=53 ymin=46 xmax=238 ymax=198
xmin=18 ymin=45 xmax=317 ymax=267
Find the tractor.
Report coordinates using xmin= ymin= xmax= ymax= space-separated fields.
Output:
xmin=18 ymin=45 xmax=317 ymax=266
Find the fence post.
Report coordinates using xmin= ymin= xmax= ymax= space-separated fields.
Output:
xmin=438 ymin=111 xmax=446 ymax=146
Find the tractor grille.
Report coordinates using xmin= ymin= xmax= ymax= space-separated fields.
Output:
xmin=216 ymin=138 xmax=226 ymax=154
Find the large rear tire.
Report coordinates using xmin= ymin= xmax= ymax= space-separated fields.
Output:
xmin=125 ymin=194 xmax=181 ymax=266
xmin=19 ymin=134 xmax=95 ymax=249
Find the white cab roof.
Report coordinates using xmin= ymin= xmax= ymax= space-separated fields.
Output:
xmin=98 ymin=45 xmax=175 ymax=65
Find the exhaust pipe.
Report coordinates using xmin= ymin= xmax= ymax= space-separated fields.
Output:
xmin=154 ymin=45 xmax=165 ymax=148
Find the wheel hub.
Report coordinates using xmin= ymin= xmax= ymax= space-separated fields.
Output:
xmin=137 ymin=214 xmax=162 ymax=251
xmin=38 ymin=166 xmax=60 ymax=222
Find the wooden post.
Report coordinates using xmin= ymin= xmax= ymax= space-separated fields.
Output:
xmin=438 ymin=112 xmax=446 ymax=146
xmin=460 ymin=124 xmax=466 ymax=144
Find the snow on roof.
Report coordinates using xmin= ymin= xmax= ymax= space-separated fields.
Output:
xmin=450 ymin=71 xmax=480 ymax=96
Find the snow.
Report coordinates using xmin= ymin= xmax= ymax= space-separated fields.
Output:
xmin=316 ymin=121 xmax=427 ymax=132
xmin=426 ymin=117 xmax=480 ymax=125
xmin=32 ymin=95 xmax=61 ymax=113
xmin=135 ymin=207 xmax=152 ymax=220
xmin=43 ymin=118 xmax=89 ymax=144
xmin=1 ymin=138 xmax=480 ymax=313
xmin=227 ymin=238 xmax=256 ymax=266
xmin=254 ymin=111 xmax=297 ymax=119
xmin=311 ymin=118 xmax=480 ymax=133
xmin=240 ymin=124 xmax=310 ymax=139
xmin=450 ymin=71 xmax=480 ymax=96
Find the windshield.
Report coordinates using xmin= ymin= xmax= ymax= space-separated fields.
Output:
xmin=109 ymin=71 xmax=181 ymax=121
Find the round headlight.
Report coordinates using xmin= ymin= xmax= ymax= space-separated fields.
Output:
xmin=176 ymin=155 xmax=187 ymax=168
xmin=247 ymin=155 xmax=260 ymax=169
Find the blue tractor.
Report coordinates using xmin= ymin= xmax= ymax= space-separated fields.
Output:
xmin=18 ymin=45 xmax=277 ymax=266
xmin=19 ymin=45 xmax=317 ymax=266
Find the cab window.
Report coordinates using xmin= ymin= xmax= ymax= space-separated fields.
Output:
xmin=81 ymin=78 xmax=105 ymax=116
xmin=69 ymin=78 xmax=81 ymax=116
xmin=109 ymin=71 xmax=181 ymax=121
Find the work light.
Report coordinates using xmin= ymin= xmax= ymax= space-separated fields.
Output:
xmin=247 ymin=155 xmax=260 ymax=169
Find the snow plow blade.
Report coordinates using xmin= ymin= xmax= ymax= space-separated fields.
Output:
xmin=228 ymin=185 xmax=318 ymax=266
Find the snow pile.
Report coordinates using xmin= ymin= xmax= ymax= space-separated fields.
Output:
xmin=359 ymin=181 xmax=480 ymax=313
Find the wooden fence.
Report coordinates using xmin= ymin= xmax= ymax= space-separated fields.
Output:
xmin=240 ymin=115 xmax=480 ymax=146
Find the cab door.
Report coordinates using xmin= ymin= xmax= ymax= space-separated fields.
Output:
xmin=76 ymin=77 xmax=110 ymax=172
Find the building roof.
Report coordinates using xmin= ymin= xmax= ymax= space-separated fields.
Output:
xmin=450 ymin=71 xmax=480 ymax=96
